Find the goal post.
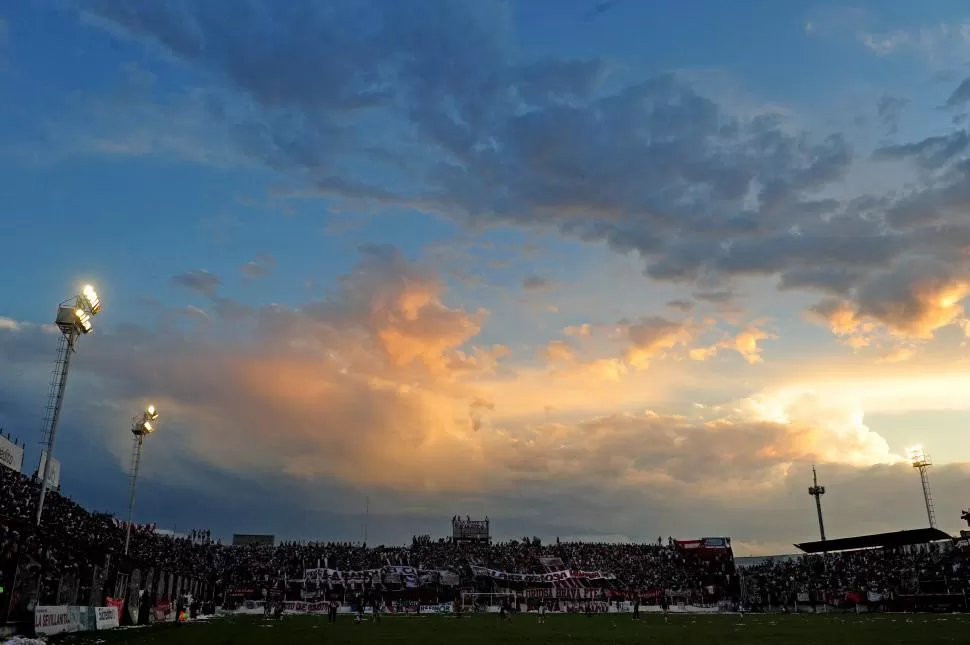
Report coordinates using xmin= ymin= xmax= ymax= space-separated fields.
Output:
xmin=460 ymin=591 xmax=520 ymax=611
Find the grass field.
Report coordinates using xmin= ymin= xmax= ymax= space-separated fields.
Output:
xmin=51 ymin=612 xmax=970 ymax=645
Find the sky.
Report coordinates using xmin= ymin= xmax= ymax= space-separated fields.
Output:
xmin=3 ymin=1 xmax=970 ymax=555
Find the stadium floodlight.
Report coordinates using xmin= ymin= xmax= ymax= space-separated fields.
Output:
xmin=37 ymin=284 xmax=104 ymax=526
xmin=908 ymin=444 xmax=937 ymax=529
xmin=82 ymin=284 xmax=102 ymax=314
xmin=125 ymin=405 xmax=160 ymax=555
xmin=807 ymin=465 xmax=827 ymax=545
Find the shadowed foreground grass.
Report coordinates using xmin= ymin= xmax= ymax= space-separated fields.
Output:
xmin=53 ymin=612 xmax=970 ymax=645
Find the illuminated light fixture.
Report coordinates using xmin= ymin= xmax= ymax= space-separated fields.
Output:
xmin=82 ymin=284 xmax=102 ymax=314
xmin=74 ymin=308 xmax=92 ymax=333
xmin=142 ymin=421 xmax=153 ymax=433
xmin=146 ymin=404 xmax=158 ymax=420
xmin=37 ymin=283 xmax=105 ymax=526
xmin=908 ymin=445 xmax=927 ymax=466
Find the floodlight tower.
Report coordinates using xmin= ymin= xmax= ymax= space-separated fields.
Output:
xmin=808 ymin=465 xmax=827 ymax=543
xmin=909 ymin=445 xmax=937 ymax=529
xmin=124 ymin=405 xmax=160 ymax=555
xmin=37 ymin=285 xmax=102 ymax=525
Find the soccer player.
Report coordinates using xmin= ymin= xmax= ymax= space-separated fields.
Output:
xmin=537 ymin=602 xmax=547 ymax=624
xmin=632 ymin=596 xmax=640 ymax=619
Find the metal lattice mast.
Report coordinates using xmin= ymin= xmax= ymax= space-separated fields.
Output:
xmin=808 ymin=465 xmax=827 ymax=543
xmin=918 ymin=465 xmax=937 ymax=529
xmin=909 ymin=446 xmax=937 ymax=529
xmin=37 ymin=327 xmax=78 ymax=525
xmin=124 ymin=435 xmax=145 ymax=555
xmin=124 ymin=406 xmax=158 ymax=555
xmin=37 ymin=286 xmax=102 ymax=526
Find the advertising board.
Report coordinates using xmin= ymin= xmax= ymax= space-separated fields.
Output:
xmin=0 ymin=434 xmax=23 ymax=473
xmin=35 ymin=605 xmax=71 ymax=635
xmin=38 ymin=450 xmax=61 ymax=488
xmin=95 ymin=606 xmax=120 ymax=630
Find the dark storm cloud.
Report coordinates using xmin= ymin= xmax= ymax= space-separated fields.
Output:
xmin=170 ymin=269 xmax=222 ymax=297
xmin=778 ymin=265 xmax=860 ymax=296
xmin=79 ymin=2 xmax=852 ymax=269
xmin=76 ymin=1 xmax=970 ymax=342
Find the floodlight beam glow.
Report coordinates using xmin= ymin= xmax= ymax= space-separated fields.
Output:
xmin=82 ymin=284 xmax=102 ymax=314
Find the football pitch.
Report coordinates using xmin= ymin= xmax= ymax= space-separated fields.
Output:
xmin=53 ymin=613 xmax=970 ymax=645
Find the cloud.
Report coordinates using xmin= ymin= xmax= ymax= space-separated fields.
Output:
xmin=876 ymin=95 xmax=908 ymax=134
xmin=689 ymin=326 xmax=775 ymax=365
xmin=75 ymin=3 xmax=865 ymax=293
xmin=170 ymin=269 xmax=222 ymax=297
xmin=666 ymin=299 xmax=694 ymax=313
xmin=872 ymin=131 xmax=970 ymax=170
xmin=541 ymin=340 xmax=576 ymax=362
xmin=946 ymin=78 xmax=970 ymax=108
xmin=70 ymin=1 xmax=970 ymax=359
xmin=808 ymin=259 xmax=970 ymax=342
xmin=522 ymin=275 xmax=551 ymax=291
xmin=241 ymin=253 xmax=277 ymax=279
xmin=5 ymin=261 xmax=968 ymax=546
xmin=621 ymin=316 xmax=696 ymax=369
xmin=857 ymin=22 xmax=970 ymax=68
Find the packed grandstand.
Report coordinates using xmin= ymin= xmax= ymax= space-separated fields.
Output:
xmin=4 ymin=463 xmax=970 ymax=632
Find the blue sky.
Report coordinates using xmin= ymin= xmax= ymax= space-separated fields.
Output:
xmin=4 ymin=0 xmax=970 ymax=554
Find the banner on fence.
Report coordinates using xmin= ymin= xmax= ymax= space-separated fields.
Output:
xmin=95 ymin=606 xmax=120 ymax=630
xmin=154 ymin=599 xmax=173 ymax=622
xmin=35 ymin=605 xmax=71 ymax=635
xmin=67 ymin=605 xmax=95 ymax=632
xmin=303 ymin=565 xmax=451 ymax=588
xmin=570 ymin=570 xmax=617 ymax=581
xmin=105 ymin=597 xmax=125 ymax=622
xmin=524 ymin=587 xmax=601 ymax=599
xmin=470 ymin=565 xmax=571 ymax=584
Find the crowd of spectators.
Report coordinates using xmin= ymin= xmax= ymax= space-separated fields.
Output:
xmin=741 ymin=542 xmax=970 ymax=606
xmin=4 ymin=463 xmax=970 ymax=614
xmin=0 ymin=466 xmax=737 ymax=605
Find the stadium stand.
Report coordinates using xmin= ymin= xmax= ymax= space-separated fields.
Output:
xmin=4 ymin=461 xmax=970 ymax=631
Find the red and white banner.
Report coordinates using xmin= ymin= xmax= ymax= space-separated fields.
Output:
xmin=105 ymin=597 xmax=125 ymax=622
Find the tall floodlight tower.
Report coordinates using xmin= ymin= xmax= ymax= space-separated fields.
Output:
xmin=808 ymin=465 xmax=827 ymax=543
xmin=37 ymin=285 xmax=102 ymax=525
xmin=125 ymin=405 xmax=160 ymax=555
xmin=909 ymin=445 xmax=937 ymax=529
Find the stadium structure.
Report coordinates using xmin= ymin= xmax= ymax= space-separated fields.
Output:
xmin=3 ymin=284 xmax=970 ymax=639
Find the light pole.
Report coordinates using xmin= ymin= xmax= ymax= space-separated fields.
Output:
xmin=37 ymin=285 xmax=102 ymax=525
xmin=124 ymin=405 xmax=159 ymax=555
xmin=909 ymin=445 xmax=937 ymax=529
xmin=808 ymin=465 xmax=827 ymax=544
